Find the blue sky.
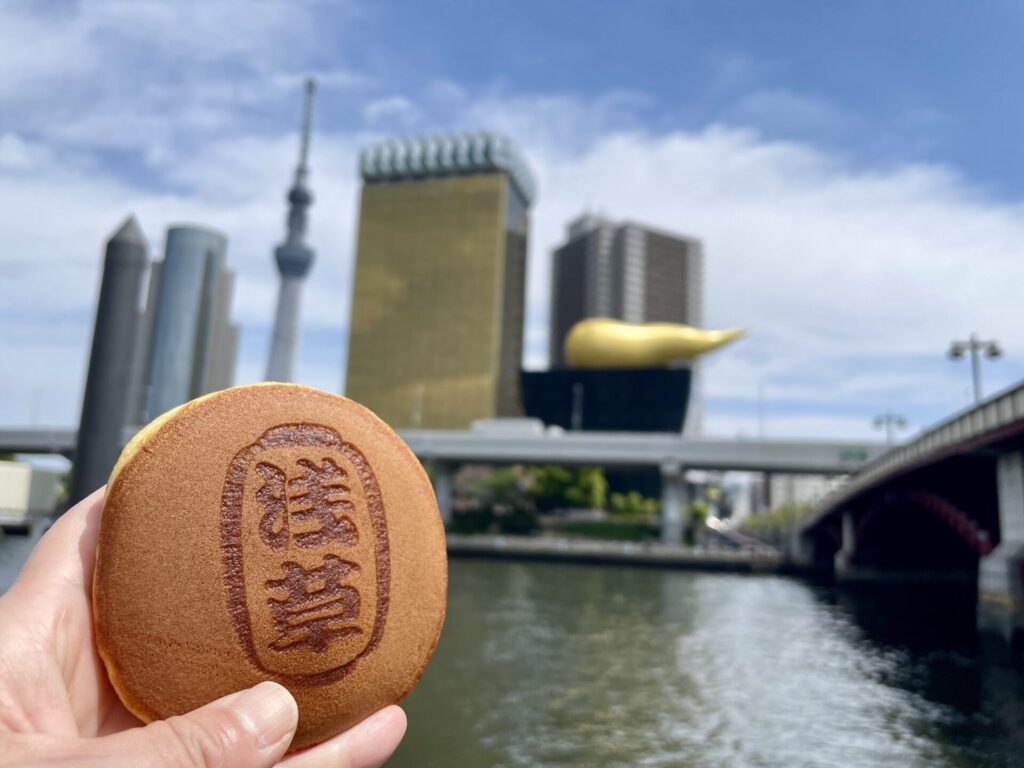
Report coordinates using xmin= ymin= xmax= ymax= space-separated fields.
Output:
xmin=2 ymin=0 xmax=1024 ymax=440
xmin=358 ymin=0 xmax=1021 ymax=190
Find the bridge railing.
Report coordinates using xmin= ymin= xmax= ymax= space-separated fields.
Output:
xmin=805 ymin=380 xmax=1024 ymax=529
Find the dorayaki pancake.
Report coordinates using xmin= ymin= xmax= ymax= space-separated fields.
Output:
xmin=93 ymin=383 xmax=447 ymax=749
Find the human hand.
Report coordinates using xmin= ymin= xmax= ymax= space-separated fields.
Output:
xmin=0 ymin=487 xmax=407 ymax=767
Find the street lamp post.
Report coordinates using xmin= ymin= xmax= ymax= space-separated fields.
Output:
xmin=873 ymin=412 xmax=908 ymax=446
xmin=948 ymin=333 xmax=1002 ymax=404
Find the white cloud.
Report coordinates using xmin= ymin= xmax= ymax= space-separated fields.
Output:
xmin=84 ymin=0 xmax=319 ymax=67
xmin=9 ymin=108 xmax=1024 ymax=436
xmin=462 ymin=90 xmax=651 ymax=155
xmin=362 ymin=96 xmax=421 ymax=126
xmin=0 ymin=134 xmax=51 ymax=171
xmin=0 ymin=129 xmax=363 ymax=426
xmin=0 ymin=0 xmax=364 ymax=160
xmin=3 ymin=2 xmax=1024 ymax=439
xmin=0 ymin=3 xmax=98 ymax=97
xmin=493 ymin=123 xmax=1024 ymax=432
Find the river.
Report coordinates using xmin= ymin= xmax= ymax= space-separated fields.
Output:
xmin=4 ymin=535 xmax=1024 ymax=767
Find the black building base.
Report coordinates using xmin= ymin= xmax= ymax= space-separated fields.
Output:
xmin=520 ymin=367 xmax=691 ymax=433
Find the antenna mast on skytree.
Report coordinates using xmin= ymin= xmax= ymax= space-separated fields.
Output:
xmin=266 ymin=78 xmax=317 ymax=382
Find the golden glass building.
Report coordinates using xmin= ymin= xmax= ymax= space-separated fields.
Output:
xmin=345 ymin=132 xmax=536 ymax=429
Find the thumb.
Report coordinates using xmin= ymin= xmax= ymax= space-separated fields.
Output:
xmin=95 ymin=681 xmax=298 ymax=768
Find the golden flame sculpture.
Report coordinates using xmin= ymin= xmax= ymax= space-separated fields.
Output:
xmin=564 ymin=318 xmax=745 ymax=369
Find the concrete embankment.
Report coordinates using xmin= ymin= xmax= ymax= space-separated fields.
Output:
xmin=446 ymin=534 xmax=783 ymax=573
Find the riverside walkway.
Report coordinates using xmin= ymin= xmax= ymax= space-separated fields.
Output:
xmin=446 ymin=533 xmax=782 ymax=572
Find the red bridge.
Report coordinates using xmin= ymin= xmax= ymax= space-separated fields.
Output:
xmin=796 ymin=380 xmax=1024 ymax=639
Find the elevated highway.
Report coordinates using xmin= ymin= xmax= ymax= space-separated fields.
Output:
xmin=0 ymin=429 xmax=76 ymax=457
xmin=402 ymin=429 xmax=881 ymax=473
xmin=1 ymin=423 xmax=884 ymax=545
xmin=0 ymin=425 xmax=884 ymax=474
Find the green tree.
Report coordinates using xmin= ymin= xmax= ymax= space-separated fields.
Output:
xmin=480 ymin=466 xmax=524 ymax=506
xmin=689 ymin=500 xmax=709 ymax=528
xmin=609 ymin=491 xmax=659 ymax=518
xmin=451 ymin=466 xmax=537 ymax=535
xmin=530 ymin=465 xmax=575 ymax=511
xmin=739 ymin=501 xmax=813 ymax=547
xmin=531 ymin=466 xmax=608 ymax=510
xmin=564 ymin=467 xmax=607 ymax=510
xmin=683 ymin=500 xmax=710 ymax=546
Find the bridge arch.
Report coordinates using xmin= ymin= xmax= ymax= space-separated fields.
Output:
xmin=851 ymin=489 xmax=991 ymax=572
xmin=893 ymin=490 xmax=992 ymax=555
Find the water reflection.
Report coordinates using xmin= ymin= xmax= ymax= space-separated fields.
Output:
xmin=0 ymin=532 xmax=38 ymax=593
xmin=3 ymin=537 xmax=1024 ymax=766
xmin=393 ymin=559 xmax=1024 ymax=768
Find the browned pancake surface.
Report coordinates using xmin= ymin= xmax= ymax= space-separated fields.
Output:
xmin=93 ymin=384 xmax=447 ymax=749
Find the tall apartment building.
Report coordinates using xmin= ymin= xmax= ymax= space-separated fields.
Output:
xmin=549 ymin=214 xmax=704 ymax=366
xmin=69 ymin=217 xmax=148 ymax=504
xmin=549 ymin=214 xmax=705 ymax=432
xmin=345 ymin=131 xmax=536 ymax=429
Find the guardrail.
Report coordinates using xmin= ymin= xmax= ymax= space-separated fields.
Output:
xmin=803 ymin=380 xmax=1024 ymax=529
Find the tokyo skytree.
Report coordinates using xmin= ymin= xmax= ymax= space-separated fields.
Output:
xmin=266 ymin=78 xmax=316 ymax=381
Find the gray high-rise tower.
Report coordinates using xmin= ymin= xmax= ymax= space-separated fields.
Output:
xmin=69 ymin=217 xmax=238 ymax=505
xmin=142 ymin=225 xmax=231 ymax=420
xmin=266 ymin=78 xmax=317 ymax=381
xmin=69 ymin=216 xmax=148 ymax=504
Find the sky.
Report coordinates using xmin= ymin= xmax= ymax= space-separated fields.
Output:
xmin=2 ymin=0 xmax=1024 ymax=441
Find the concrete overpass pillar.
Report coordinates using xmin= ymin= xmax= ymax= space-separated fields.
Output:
xmin=785 ymin=525 xmax=814 ymax=568
xmin=432 ymin=461 xmax=454 ymax=527
xmin=762 ymin=472 xmax=773 ymax=512
xmin=834 ymin=509 xmax=856 ymax=573
xmin=979 ymin=451 xmax=1024 ymax=639
xmin=661 ymin=463 xmax=688 ymax=545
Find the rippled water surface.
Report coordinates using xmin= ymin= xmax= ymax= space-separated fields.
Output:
xmin=391 ymin=559 xmax=1024 ymax=768
xmin=4 ymin=537 xmax=1024 ymax=767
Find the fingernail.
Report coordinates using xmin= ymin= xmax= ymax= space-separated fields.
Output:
xmin=228 ymin=681 xmax=298 ymax=748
